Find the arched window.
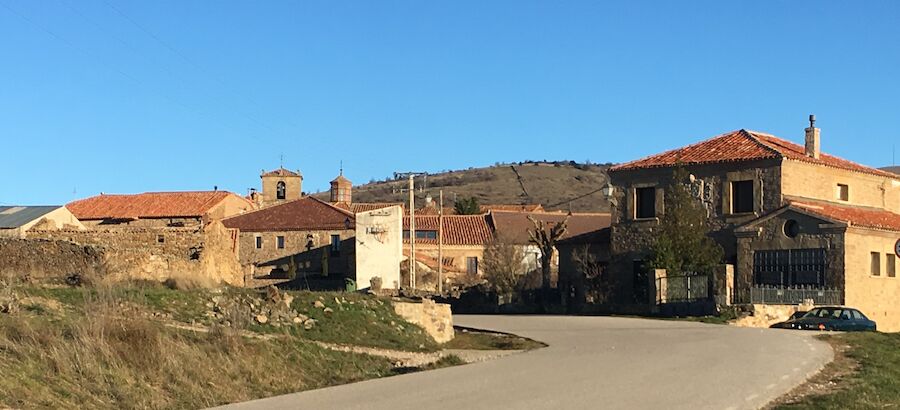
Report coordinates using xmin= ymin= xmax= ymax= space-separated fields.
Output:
xmin=276 ymin=181 xmax=286 ymax=200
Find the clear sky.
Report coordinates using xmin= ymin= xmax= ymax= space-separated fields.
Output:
xmin=2 ymin=1 xmax=899 ymax=205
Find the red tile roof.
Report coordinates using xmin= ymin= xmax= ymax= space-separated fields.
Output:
xmin=332 ymin=202 xmax=403 ymax=214
xmin=488 ymin=211 xmax=612 ymax=244
xmin=403 ymin=215 xmax=494 ymax=246
xmin=610 ymin=129 xmax=896 ymax=178
xmin=261 ymin=168 xmax=302 ymax=177
xmin=67 ymin=191 xmax=239 ymax=220
xmin=789 ymin=200 xmax=900 ymax=232
xmin=481 ymin=204 xmax=545 ymax=213
xmin=223 ymin=197 xmax=354 ymax=232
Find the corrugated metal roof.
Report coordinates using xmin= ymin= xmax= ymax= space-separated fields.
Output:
xmin=0 ymin=206 xmax=61 ymax=229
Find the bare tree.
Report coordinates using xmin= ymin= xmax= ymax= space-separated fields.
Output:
xmin=481 ymin=235 xmax=526 ymax=298
xmin=571 ymin=244 xmax=607 ymax=305
xmin=527 ymin=215 xmax=568 ymax=306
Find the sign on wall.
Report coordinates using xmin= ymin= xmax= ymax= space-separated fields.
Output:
xmin=895 ymin=238 xmax=900 ymax=258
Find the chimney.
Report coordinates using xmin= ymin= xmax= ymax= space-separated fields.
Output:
xmin=805 ymin=114 xmax=820 ymax=159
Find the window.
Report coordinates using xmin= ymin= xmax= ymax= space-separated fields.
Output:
xmin=871 ymin=252 xmax=881 ymax=276
xmin=753 ymin=249 xmax=826 ymax=287
xmin=402 ymin=230 xmax=439 ymax=240
xmin=731 ymin=180 xmax=754 ymax=213
xmin=887 ymin=254 xmax=896 ymax=278
xmin=255 ymin=236 xmax=262 ymax=249
xmin=635 ymin=187 xmax=656 ymax=219
xmin=156 ymin=234 xmax=165 ymax=244
xmin=836 ymin=184 xmax=849 ymax=201
xmin=331 ymin=234 xmax=341 ymax=253
xmin=466 ymin=257 xmax=479 ymax=275
xmin=276 ymin=181 xmax=286 ymax=200
xmin=783 ymin=220 xmax=800 ymax=238
xmin=277 ymin=236 xmax=285 ymax=249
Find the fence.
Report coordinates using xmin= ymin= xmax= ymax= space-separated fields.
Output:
xmin=656 ymin=274 xmax=709 ymax=304
xmin=735 ymin=285 xmax=843 ymax=305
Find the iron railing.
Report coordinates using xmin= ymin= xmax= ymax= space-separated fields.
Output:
xmin=736 ymin=285 xmax=843 ymax=305
xmin=656 ymin=274 xmax=709 ymax=304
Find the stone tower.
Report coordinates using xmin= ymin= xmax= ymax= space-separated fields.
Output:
xmin=259 ymin=167 xmax=302 ymax=208
xmin=330 ymin=170 xmax=352 ymax=203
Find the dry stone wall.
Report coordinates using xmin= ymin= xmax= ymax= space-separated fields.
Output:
xmin=393 ymin=298 xmax=454 ymax=343
xmin=0 ymin=238 xmax=105 ymax=282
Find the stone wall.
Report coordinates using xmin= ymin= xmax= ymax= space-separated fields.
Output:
xmin=844 ymin=228 xmax=900 ymax=331
xmin=235 ymin=229 xmax=355 ymax=279
xmin=0 ymin=238 xmax=105 ymax=282
xmin=731 ymin=303 xmax=813 ymax=328
xmin=21 ymin=221 xmax=243 ymax=286
xmin=782 ymin=160 xmax=900 ymax=213
xmin=393 ymin=298 xmax=454 ymax=343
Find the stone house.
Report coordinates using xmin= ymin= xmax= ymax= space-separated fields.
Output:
xmin=0 ymin=206 xmax=85 ymax=238
xmin=250 ymin=167 xmax=303 ymax=208
xmin=222 ymin=197 xmax=357 ymax=288
xmin=68 ymin=191 xmax=255 ymax=228
xmin=606 ymin=118 xmax=900 ymax=329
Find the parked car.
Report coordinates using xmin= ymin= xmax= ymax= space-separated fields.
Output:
xmin=770 ymin=306 xmax=876 ymax=331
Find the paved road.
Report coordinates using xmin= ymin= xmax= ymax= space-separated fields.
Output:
xmin=217 ymin=315 xmax=832 ymax=410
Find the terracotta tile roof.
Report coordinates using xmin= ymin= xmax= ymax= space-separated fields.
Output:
xmin=609 ymin=129 xmax=896 ymax=178
xmin=488 ymin=211 xmax=612 ymax=244
xmin=402 ymin=215 xmax=493 ymax=246
xmin=67 ymin=191 xmax=238 ymax=220
xmin=331 ymin=174 xmax=351 ymax=185
xmin=481 ymin=204 xmax=545 ymax=213
xmin=413 ymin=206 xmax=456 ymax=215
xmin=261 ymin=167 xmax=302 ymax=177
xmin=332 ymin=202 xmax=404 ymax=214
xmin=789 ymin=199 xmax=900 ymax=232
xmin=223 ymin=197 xmax=354 ymax=232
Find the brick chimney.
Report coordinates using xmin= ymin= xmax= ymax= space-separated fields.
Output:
xmin=805 ymin=114 xmax=820 ymax=159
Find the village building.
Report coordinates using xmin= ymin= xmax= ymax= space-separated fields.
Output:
xmin=0 ymin=206 xmax=85 ymax=238
xmin=250 ymin=167 xmax=303 ymax=208
xmin=67 ymin=191 xmax=254 ymax=227
xmin=606 ymin=117 xmax=900 ymax=330
xmin=402 ymin=214 xmax=494 ymax=290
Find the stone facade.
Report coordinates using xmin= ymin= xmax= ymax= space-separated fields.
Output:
xmin=258 ymin=168 xmax=303 ymax=208
xmin=844 ymin=228 xmax=900 ymax=331
xmin=608 ymin=159 xmax=782 ymax=303
xmin=21 ymin=221 xmax=243 ymax=285
xmin=236 ymin=229 xmax=356 ymax=281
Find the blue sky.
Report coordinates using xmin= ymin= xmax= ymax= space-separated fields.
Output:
xmin=2 ymin=1 xmax=899 ymax=205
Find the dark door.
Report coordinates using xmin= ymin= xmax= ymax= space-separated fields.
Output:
xmin=633 ymin=260 xmax=649 ymax=303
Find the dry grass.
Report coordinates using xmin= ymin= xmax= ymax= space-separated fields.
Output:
xmin=0 ymin=283 xmax=429 ymax=409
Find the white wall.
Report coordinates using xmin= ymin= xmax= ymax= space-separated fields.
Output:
xmin=355 ymin=206 xmax=402 ymax=290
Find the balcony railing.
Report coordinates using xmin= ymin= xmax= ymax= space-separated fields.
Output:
xmin=735 ymin=285 xmax=843 ymax=305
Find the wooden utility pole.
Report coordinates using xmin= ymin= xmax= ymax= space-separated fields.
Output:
xmin=408 ymin=174 xmax=416 ymax=290
xmin=438 ymin=189 xmax=444 ymax=295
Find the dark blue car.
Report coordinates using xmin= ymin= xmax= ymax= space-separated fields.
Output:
xmin=770 ymin=306 xmax=877 ymax=331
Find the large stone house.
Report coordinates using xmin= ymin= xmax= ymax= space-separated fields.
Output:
xmin=402 ymin=214 xmax=494 ymax=290
xmin=606 ymin=118 xmax=900 ymax=329
xmin=68 ymin=191 xmax=255 ymax=227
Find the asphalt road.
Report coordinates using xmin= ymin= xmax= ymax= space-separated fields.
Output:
xmin=217 ymin=315 xmax=832 ymax=410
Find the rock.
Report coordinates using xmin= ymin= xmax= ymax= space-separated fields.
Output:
xmin=295 ymin=313 xmax=309 ymax=323
xmin=323 ymin=307 xmax=334 ymax=314
xmin=303 ymin=318 xmax=316 ymax=330
xmin=211 ymin=296 xmax=222 ymax=305
xmin=255 ymin=314 xmax=269 ymax=324
xmin=266 ymin=285 xmax=280 ymax=302
xmin=282 ymin=293 xmax=294 ymax=309
xmin=205 ymin=302 xmax=214 ymax=308
xmin=334 ymin=297 xmax=342 ymax=305
xmin=313 ymin=300 xmax=326 ymax=309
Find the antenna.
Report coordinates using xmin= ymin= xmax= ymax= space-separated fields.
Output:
xmin=340 ymin=160 xmax=343 ymax=176
xmin=279 ymin=153 xmax=284 ymax=168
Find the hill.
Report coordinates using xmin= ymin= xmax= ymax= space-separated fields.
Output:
xmin=318 ymin=161 xmax=613 ymax=213
xmin=881 ymin=166 xmax=900 ymax=175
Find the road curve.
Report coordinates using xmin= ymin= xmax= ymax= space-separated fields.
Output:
xmin=216 ymin=315 xmax=832 ymax=410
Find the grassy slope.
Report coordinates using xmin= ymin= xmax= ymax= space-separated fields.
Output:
xmin=0 ymin=284 xmax=439 ymax=409
xmin=777 ymin=332 xmax=900 ymax=409
xmin=314 ymin=162 xmax=612 ymax=212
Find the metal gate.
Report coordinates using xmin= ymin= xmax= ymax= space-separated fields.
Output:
xmin=753 ymin=249 xmax=826 ymax=287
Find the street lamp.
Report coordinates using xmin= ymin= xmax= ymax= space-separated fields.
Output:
xmin=601 ymin=181 xmax=618 ymax=207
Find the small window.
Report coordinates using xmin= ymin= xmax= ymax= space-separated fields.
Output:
xmin=331 ymin=234 xmax=341 ymax=253
xmin=887 ymin=254 xmax=896 ymax=278
xmin=783 ymin=220 xmax=800 ymax=238
xmin=731 ymin=180 xmax=754 ymax=213
xmin=871 ymin=252 xmax=881 ymax=276
xmin=255 ymin=236 xmax=262 ymax=249
xmin=156 ymin=234 xmax=165 ymax=244
xmin=276 ymin=181 xmax=286 ymax=200
xmin=836 ymin=184 xmax=849 ymax=201
xmin=277 ymin=236 xmax=285 ymax=249
xmin=635 ymin=187 xmax=656 ymax=219
xmin=466 ymin=257 xmax=479 ymax=274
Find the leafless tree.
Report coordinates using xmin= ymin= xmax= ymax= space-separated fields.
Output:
xmin=527 ymin=215 xmax=568 ymax=297
xmin=481 ymin=234 xmax=526 ymax=297
xmin=571 ymin=244 xmax=607 ymax=305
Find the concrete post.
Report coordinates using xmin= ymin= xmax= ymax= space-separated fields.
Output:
xmin=652 ymin=269 xmax=667 ymax=305
xmin=714 ymin=264 xmax=735 ymax=306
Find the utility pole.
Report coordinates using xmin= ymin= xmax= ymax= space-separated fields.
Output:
xmin=394 ymin=171 xmax=427 ymax=290
xmin=438 ymin=189 xmax=444 ymax=295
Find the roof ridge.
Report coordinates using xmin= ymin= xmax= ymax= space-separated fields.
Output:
xmin=610 ymin=129 xmax=753 ymax=171
xmin=741 ymin=129 xmax=787 ymax=159
xmin=309 ymin=196 xmax=356 ymax=218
